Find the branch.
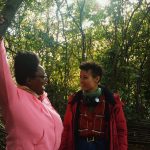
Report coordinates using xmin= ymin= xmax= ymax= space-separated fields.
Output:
xmin=126 ymin=7 xmax=150 ymax=50
xmin=124 ymin=0 xmax=143 ymax=38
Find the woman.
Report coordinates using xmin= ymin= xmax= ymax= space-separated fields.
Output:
xmin=59 ymin=62 xmax=127 ymax=150
xmin=0 ymin=39 xmax=63 ymax=150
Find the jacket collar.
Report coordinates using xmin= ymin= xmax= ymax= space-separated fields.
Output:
xmin=69 ymin=86 xmax=116 ymax=106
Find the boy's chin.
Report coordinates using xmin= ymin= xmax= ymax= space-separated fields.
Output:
xmin=81 ymin=88 xmax=90 ymax=92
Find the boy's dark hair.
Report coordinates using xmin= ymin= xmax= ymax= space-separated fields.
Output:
xmin=14 ymin=51 xmax=40 ymax=85
xmin=79 ymin=62 xmax=103 ymax=80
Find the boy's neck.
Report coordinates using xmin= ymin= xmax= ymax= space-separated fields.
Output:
xmin=84 ymin=86 xmax=99 ymax=93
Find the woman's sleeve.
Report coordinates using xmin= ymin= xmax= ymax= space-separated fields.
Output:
xmin=0 ymin=40 xmax=17 ymax=108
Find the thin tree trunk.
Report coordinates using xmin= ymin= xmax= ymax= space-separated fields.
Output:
xmin=0 ymin=0 xmax=23 ymax=37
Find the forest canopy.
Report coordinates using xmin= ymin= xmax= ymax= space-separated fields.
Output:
xmin=0 ymin=0 xmax=150 ymax=120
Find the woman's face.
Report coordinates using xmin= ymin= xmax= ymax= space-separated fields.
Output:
xmin=27 ymin=65 xmax=48 ymax=95
xmin=80 ymin=70 xmax=100 ymax=92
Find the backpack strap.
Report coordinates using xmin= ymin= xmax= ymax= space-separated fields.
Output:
xmin=69 ymin=90 xmax=83 ymax=105
xmin=100 ymin=86 xmax=115 ymax=105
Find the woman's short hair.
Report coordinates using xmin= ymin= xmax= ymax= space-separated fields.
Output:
xmin=14 ymin=51 xmax=39 ymax=85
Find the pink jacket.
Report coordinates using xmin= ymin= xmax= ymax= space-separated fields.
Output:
xmin=0 ymin=40 xmax=63 ymax=150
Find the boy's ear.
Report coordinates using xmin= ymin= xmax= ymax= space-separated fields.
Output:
xmin=95 ymin=76 xmax=100 ymax=83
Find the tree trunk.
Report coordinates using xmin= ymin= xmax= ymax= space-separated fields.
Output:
xmin=0 ymin=0 xmax=23 ymax=37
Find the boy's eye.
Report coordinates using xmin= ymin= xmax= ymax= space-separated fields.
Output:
xmin=84 ymin=76 xmax=88 ymax=79
xmin=80 ymin=76 xmax=88 ymax=79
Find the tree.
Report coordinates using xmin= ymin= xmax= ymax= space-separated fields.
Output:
xmin=0 ymin=0 xmax=23 ymax=37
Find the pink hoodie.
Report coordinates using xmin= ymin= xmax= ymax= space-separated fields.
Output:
xmin=0 ymin=40 xmax=63 ymax=150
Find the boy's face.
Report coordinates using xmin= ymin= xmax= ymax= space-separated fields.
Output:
xmin=80 ymin=70 xmax=100 ymax=92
